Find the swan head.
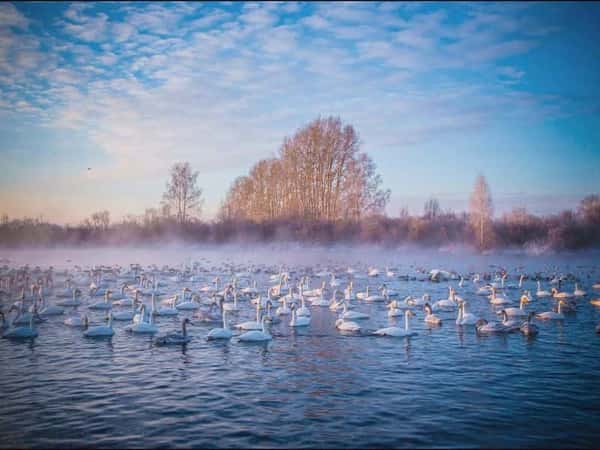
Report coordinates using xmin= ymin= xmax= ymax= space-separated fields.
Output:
xmin=423 ymin=303 xmax=432 ymax=315
xmin=475 ymin=318 xmax=488 ymax=328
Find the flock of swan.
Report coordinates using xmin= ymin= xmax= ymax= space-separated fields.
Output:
xmin=1 ymin=261 xmax=600 ymax=345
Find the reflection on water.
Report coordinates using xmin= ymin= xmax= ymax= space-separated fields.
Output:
xmin=1 ymin=247 xmax=600 ymax=448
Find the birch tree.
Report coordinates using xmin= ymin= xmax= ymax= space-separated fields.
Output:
xmin=469 ymin=174 xmax=494 ymax=250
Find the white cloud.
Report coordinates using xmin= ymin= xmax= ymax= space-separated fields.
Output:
xmin=301 ymin=14 xmax=329 ymax=30
xmin=0 ymin=2 xmax=28 ymax=29
xmin=62 ymin=13 xmax=109 ymax=42
xmin=0 ymin=2 xmax=578 ymax=220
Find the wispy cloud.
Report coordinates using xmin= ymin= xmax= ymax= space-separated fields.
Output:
xmin=0 ymin=1 xmax=596 ymax=221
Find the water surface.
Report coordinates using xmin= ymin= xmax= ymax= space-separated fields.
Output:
xmin=1 ymin=246 xmax=599 ymax=448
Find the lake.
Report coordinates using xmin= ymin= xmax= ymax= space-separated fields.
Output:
xmin=1 ymin=245 xmax=599 ymax=448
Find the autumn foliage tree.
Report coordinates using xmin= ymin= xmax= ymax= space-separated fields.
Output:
xmin=220 ymin=116 xmax=390 ymax=223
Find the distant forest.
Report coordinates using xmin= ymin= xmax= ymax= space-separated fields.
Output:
xmin=1 ymin=116 xmax=599 ymax=251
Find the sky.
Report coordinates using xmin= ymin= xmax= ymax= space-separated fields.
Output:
xmin=1 ymin=1 xmax=599 ymax=224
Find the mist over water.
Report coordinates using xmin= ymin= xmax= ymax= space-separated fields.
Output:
xmin=2 ymin=243 xmax=599 ymax=272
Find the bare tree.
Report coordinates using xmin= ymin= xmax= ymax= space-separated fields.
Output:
xmin=424 ymin=198 xmax=440 ymax=219
xmin=578 ymin=194 xmax=600 ymax=225
xmin=162 ymin=162 xmax=203 ymax=225
xmin=469 ymin=174 xmax=494 ymax=250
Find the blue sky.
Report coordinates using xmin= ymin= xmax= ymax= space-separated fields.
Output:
xmin=1 ymin=1 xmax=599 ymax=224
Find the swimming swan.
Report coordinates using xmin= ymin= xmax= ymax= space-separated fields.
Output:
xmin=289 ymin=304 xmax=310 ymax=327
xmin=207 ymin=309 xmax=233 ymax=340
xmin=238 ymin=316 xmax=272 ymax=342
xmin=373 ymin=310 xmax=417 ymax=337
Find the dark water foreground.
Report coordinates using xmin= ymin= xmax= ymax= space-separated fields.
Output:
xmin=1 ymin=246 xmax=600 ymax=448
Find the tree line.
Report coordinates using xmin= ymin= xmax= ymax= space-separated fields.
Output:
xmin=1 ymin=116 xmax=599 ymax=251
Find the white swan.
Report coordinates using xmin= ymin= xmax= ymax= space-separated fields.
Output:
xmin=356 ymin=285 xmax=370 ymax=301
xmin=176 ymin=288 xmax=200 ymax=310
xmin=551 ymin=288 xmax=572 ymax=299
xmin=456 ymin=301 xmax=478 ymax=326
xmin=335 ymin=317 xmax=361 ymax=332
xmin=240 ymin=280 xmax=258 ymax=296
xmin=222 ymin=289 xmax=241 ymax=313
xmin=38 ymin=295 xmax=65 ymax=316
xmin=276 ymin=296 xmax=291 ymax=315
xmin=10 ymin=301 xmax=44 ymax=325
xmin=235 ymin=301 xmax=263 ymax=330
xmin=536 ymin=300 xmax=565 ymax=320
xmin=423 ymin=303 xmax=441 ymax=325
xmin=499 ymin=309 xmax=521 ymax=331
xmin=56 ymin=288 xmax=82 ymax=307
xmin=475 ymin=318 xmax=510 ymax=334
xmin=152 ymin=293 xmax=178 ymax=316
xmin=476 ymin=284 xmax=492 ymax=296
xmin=64 ymin=312 xmax=89 ymax=328
xmin=309 ymin=289 xmax=330 ymax=306
xmin=88 ymin=289 xmax=113 ymax=310
xmin=365 ymin=285 xmax=385 ymax=302
xmin=154 ymin=318 xmax=193 ymax=345
xmin=264 ymin=300 xmax=281 ymax=325
xmin=303 ymin=280 xmax=325 ymax=298
xmin=432 ymin=287 xmax=458 ymax=311
xmin=125 ymin=305 xmax=159 ymax=334
xmin=238 ymin=316 xmax=272 ymax=342
xmin=406 ymin=293 xmax=430 ymax=307
xmin=111 ymin=297 xmax=137 ymax=321
xmin=489 ymin=287 xmax=512 ymax=305
xmin=296 ymin=294 xmax=311 ymax=317
xmin=536 ymin=281 xmax=551 ymax=298
xmin=573 ymin=284 xmax=586 ymax=297
xmin=340 ymin=301 xmax=369 ymax=320
xmin=498 ymin=294 xmax=529 ymax=318
xmin=387 ymin=298 xmax=411 ymax=317
xmin=84 ymin=312 xmax=114 ymax=337
xmin=3 ymin=314 xmax=38 ymax=339
xmin=329 ymin=290 xmax=345 ymax=311
xmin=289 ymin=304 xmax=310 ymax=327
xmin=207 ymin=309 xmax=233 ymax=340
xmin=344 ymin=282 xmax=356 ymax=301
xmin=373 ymin=310 xmax=417 ymax=337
